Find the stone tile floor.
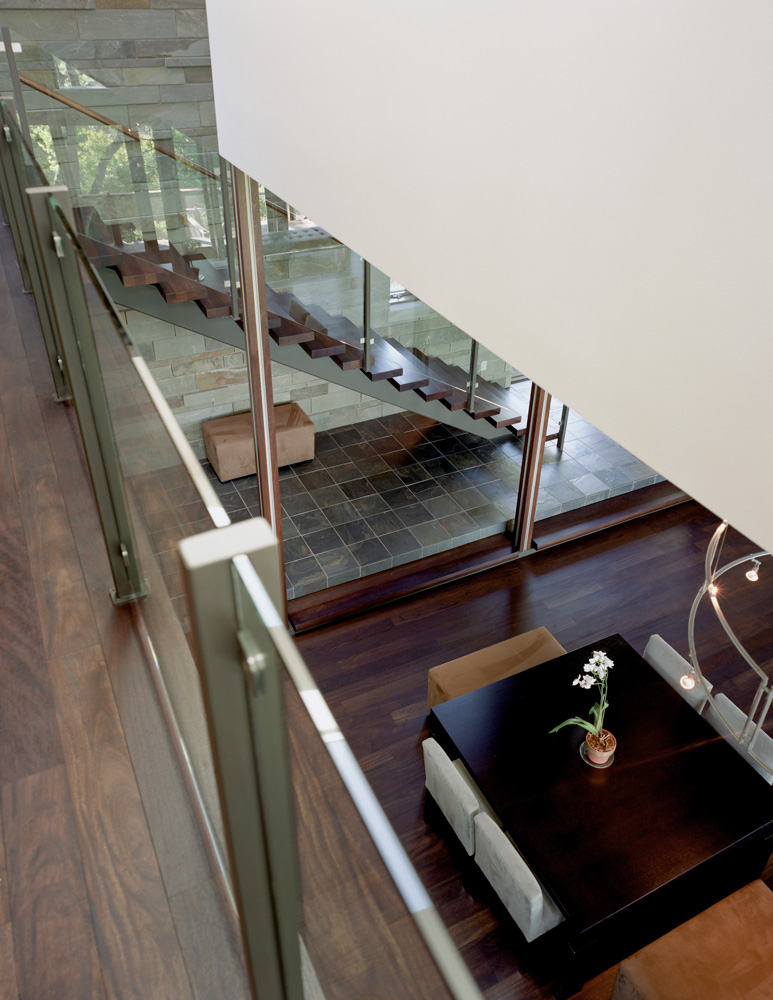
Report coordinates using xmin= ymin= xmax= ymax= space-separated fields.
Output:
xmin=200 ymin=400 xmax=665 ymax=600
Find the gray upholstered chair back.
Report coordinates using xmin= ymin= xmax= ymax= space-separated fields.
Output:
xmin=473 ymin=813 xmax=564 ymax=942
xmin=643 ymin=634 xmax=711 ymax=712
xmin=422 ymin=737 xmax=482 ymax=855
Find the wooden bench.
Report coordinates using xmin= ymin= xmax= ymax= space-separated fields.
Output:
xmin=610 ymin=880 xmax=773 ymax=999
xmin=427 ymin=626 xmax=566 ymax=710
xmin=203 ymin=402 xmax=315 ymax=482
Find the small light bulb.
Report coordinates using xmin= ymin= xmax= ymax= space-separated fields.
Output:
xmin=746 ymin=568 xmax=759 ymax=582
xmin=680 ymin=674 xmax=696 ymax=690
xmin=708 ymin=584 xmax=719 ymax=596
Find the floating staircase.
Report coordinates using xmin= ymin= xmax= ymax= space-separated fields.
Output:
xmin=72 ymin=204 xmax=528 ymax=438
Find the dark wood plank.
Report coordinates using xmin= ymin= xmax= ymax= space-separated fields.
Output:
xmin=0 ymin=408 xmax=14 ymax=499
xmin=285 ymin=680 xmax=454 ymax=1000
xmin=0 ymin=488 xmax=63 ymax=784
xmin=48 ymin=642 xmax=195 ymax=1000
xmin=17 ymin=462 xmax=100 ymax=659
xmin=0 ymin=923 xmax=18 ymax=1000
xmin=0 ymin=807 xmax=10 ymax=927
xmin=168 ymin=879 xmax=251 ymax=1000
xmin=294 ymin=502 xmax=773 ymax=999
xmin=69 ymin=503 xmax=218 ymax=899
xmin=36 ymin=395 xmax=99 ymax=518
xmin=1 ymin=384 xmax=53 ymax=479
xmin=2 ymin=766 xmax=105 ymax=1000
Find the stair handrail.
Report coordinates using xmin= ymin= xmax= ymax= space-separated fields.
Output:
xmin=17 ymin=72 xmax=304 ymax=222
xmin=17 ymin=72 xmax=219 ymax=179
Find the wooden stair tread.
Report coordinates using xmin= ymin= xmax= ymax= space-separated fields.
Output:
xmin=194 ymin=286 xmax=233 ymax=319
xmin=73 ymin=205 xmax=116 ymax=246
xmin=388 ymin=372 xmax=430 ymax=391
xmin=531 ymin=480 xmax=690 ymax=551
xmin=269 ymin=317 xmax=315 ymax=345
xmin=300 ymin=331 xmax=346 ymax=358
xmin=416 ymin=379 xmax=456 ymax=402
xmin=364 ymin=359 xmax=403 ymax=381
xmin=486 ymin=407 xmax=522 ymax=429
xmin=331 ymin=343 xmax=365 ymax=371
xmin=76 ymin=234 xmax=123 ymax=268
xmin=439 ymin=388 xmax=467 ymax=411
xmin=466 ymin=401 xmax=501 ymax=420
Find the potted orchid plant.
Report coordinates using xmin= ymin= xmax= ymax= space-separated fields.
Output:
xmin=549 ymin=650 xmax=616 ymax=764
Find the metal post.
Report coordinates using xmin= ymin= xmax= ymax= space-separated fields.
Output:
xmin=0 ymin=108 xmax=70 ymax=399
xmin=466 ymin=338 xmax=480 ymax=413
xmin=0 ymin=103 xmax=31 ymax=290
xmin=556 ymin=403 xmax=570 ymax=451
xmin=178 ymin=519 xmax=303 ymax=1000
xmin=26 ymin=186 xmax=146 ymax=604
xmin=362 ymin=258 xmax=372 ymax=372
xmin=512 ymin=382 xmax=552 ymax=553
xmin=125 ymin=135 xmax=158 ymax=245
xmin=219 ymin=155 xmax=240 ymax=321
xmin=152 ymin=126 xmax=187 ymax=250
xmin=231 ymin=166 xmax=286 ymax=617
xmin=1 ymin=27 xmax=30 ymax=145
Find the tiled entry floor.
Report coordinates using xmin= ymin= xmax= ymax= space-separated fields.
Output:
xmin=201 ymin=407 xmax=665 ymax=601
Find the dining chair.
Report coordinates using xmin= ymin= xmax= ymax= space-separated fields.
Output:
xmin=703 ymin=692 xmax=773 ymax=785
xmin=642 ymin=634 xmax=711 ymax=713
xmin=423 ymin=737 xmax=496 ymax=855
xmin=427 ymin=626 xmax=566 ymax=709
xmin=473 ymin=812 xmax=564 ymax=943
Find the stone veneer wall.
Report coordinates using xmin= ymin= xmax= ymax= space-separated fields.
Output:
xmin=121 ymin=309 xmax=407 ymax=459
xmin=0 ymin=0 xmax=214 ymax=142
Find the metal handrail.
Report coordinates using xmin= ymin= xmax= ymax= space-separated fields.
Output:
xmin=18 ymin=72 xmax=219 ymax=179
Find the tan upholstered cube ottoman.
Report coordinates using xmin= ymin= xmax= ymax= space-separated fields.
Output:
xmin=427 ymin=626 xmax=566 ymax=710
xmin=610 ymin=880 xmax=773 ymax=1000
xmin=203 ymin=403 xmax=314 ymax=482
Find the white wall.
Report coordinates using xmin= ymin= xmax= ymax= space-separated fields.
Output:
xmin=207 ymin=0 xmax=773 ymax=552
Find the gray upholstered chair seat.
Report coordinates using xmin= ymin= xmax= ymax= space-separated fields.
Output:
xmin=422 ymin=737 xmax=500 ymax=855
xmin=704 ymin=692 xmax=773 ymax=784
xmin=474 ymin=813 xmax=564 ymax=943
xmin=642 ymin=634 xmax=711 ymax=713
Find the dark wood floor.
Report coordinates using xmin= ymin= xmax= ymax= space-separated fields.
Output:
xmin=6 ymin=203 xmax=772 ymax=999
xmin=0 ymin=225 xmax=250 ymax=998
xmin=295 ymin=502 xmax=773 ymax=999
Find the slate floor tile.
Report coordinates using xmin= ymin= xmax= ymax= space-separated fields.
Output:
xmin=338 ymin=477 xmax=377 ymax=500
xmin=349 ymin=537 xmax=391 ymax=567
xmin=292 ymin=508 xmax=331 ymax=533
xmin=305 ymin=527 xmax=345 ymax=555
xmin=335 ymin=518 xmax=375 ymax=545
xmin=381 ymin=529 xmax=422 ymax=557
xmin=397 ymin=502 xmax=434 ymax=527
xmin=324 ymin=500 xmax=360 ymax=526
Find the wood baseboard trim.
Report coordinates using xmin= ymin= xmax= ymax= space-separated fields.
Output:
xmin=531 ymin=480 xmax=690 ymax=551
xmin=288 ymin=482 xmax=692 ymax=634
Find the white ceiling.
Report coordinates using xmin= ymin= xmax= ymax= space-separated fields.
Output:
xmin=207 ymin=0 xmax=773 ymax=553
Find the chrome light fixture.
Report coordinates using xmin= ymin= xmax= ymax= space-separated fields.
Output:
xmin=687 ymin=521 xmax=772 ymax=777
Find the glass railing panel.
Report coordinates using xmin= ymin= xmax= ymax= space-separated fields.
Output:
xmin=4 ymin=29 xmax=233 ymax=308
xmin=229 ymin=556 xmax=474 ymax=1000
xmin=535 ymin=400 xmax=666 ymax=522
xmin=57 ymin=203 xmax=232 ymax=860
xmin=262 ymin=205 xmax=364 ymax=350
xmin=367 ymin=261 xmax=475 ymax=390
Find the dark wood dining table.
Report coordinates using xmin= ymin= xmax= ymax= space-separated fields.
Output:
xmin=428 ymin=634 xmax=773 ymax=995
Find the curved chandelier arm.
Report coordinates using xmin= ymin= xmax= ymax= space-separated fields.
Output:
xmin=687 ymin=521 xmax=773 ymax=777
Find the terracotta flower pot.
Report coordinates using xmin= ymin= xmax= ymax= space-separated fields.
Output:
xmin=585 ymin=729 xmax=617 ymax=765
